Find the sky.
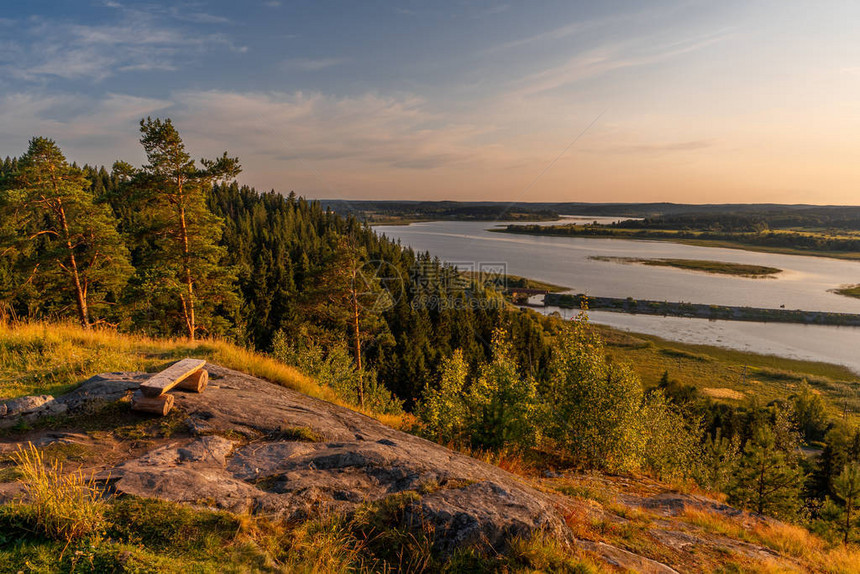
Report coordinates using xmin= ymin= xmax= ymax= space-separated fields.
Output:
xmin=1 ymin=1 xmax=860 ymax=204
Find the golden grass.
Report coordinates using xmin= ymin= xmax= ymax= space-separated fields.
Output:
xmin=702 ymin=387 xmax=746 ymax=401
xmin=12 ymin=442 xmax=106 ymax=544
xmin=681 ymin=506 xmax=860 ymax=573
xmin=0 ymin=321 xmax=407 ymax=429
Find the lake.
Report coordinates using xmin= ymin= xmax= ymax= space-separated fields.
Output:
xmin=374 ymin=219 xmax=860 ymax=374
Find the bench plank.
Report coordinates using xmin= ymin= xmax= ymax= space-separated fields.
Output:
xmin=140 ymin=358 xmax=206 ymax=397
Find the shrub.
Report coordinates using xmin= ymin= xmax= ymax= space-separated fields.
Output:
xmin=545 ymin=316 xmax=645 ymax=472
xmin=271 ymin=330 xmax=402 ymax=415
xmin=415 ymin=349 xmax=469 ymax=444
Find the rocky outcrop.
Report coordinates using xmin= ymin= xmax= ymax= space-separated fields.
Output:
xmin=81 ymin=365 xmax=573 ymax=554
xmin=0 ymin=372 xmax=146 ymax=428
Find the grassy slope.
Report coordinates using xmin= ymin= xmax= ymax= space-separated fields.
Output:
xmin=0 ymin=322 xmax=402 ymax=428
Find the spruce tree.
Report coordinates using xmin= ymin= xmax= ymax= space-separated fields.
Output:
xmin=0 ymin=138 xmax=132 ymax=327
xmin=730 ymin=425 xmax=803 ymax=518
xmin=833 ymin=462 xmax=860 ymax=543
xmin=131 ymin=118 xmax=241 ymax=339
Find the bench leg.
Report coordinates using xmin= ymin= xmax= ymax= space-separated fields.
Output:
xmin=131 ymin=390 xmax=175 ymax=415
xmin=177 ymin=369 xmax=208 ymax=393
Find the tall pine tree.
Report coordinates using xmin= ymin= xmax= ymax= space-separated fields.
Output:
xmin=130 ymin=118 xmax=241 ymax=339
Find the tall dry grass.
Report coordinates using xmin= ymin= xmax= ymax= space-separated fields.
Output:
xmin=12 ymin=443 xmax=106 ymax=544
xmin=681 ymin=506 xmax=860 ymax=574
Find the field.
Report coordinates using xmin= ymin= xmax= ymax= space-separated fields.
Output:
xmin=594 ymin=324 xmax=860 ymax=423
xmin=590 ymin=256 xmax=782 ymax=277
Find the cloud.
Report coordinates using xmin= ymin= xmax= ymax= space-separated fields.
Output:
xmin=281 ymin=58 xmax=346 ymax=72
xmin=0 ymin=89 xmax=508 ymax=197
xmin=0 ymin=92 xmax=172 ymax=163
xmin=587 ymin=139 xmax=715 ymax=155
xmin=510 ymin=30 xmax=732 ymax=98
xmin=1 ymin=4 xmax=241 ymax=82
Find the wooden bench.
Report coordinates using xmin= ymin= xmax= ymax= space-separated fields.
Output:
xmin=131 ymin=358 xmax=208 ymax=415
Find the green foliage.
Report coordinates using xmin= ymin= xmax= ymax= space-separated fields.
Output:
xmin=416 ymin=330 xmax=539 ymax=450
xmin=122 ymin=118 xmax=241 ymax=339
xmin=791 ymin=382 xmax=830 ymax=442
xmin=695 ymin=428 xmax=742 ymax=492
xmin=640 ymin=391 xmax=702 ymax=480
xmin=272 ymin=329 xmax=402 ymax=414
xmin=729 ymin=425 xmax=803 ymax=519
xmin=0 ymin=137 xmax=132 ymax=326
xmin=467 ymin=329 xmax=539 ymax=449
xmin=545 ymin=315 xmax=645 ymax=472
xmin=416 ymin=349 xmax=469 ymax=444
xmin=832 ymin=462 xmax=860 ymax=543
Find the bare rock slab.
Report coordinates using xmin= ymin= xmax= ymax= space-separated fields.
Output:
xmin=101 ymin=364 xmax=572 ymax=553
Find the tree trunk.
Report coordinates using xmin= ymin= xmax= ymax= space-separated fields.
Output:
xmin=178 ymin=191 xmax=195 ymax=340
xmin=350 ymin=266 xmax=364 ymax=408
xmin=845 ymin=501 xmax=852 ymax=544
xmin=51 ymin=170 xmax=89 ymax=328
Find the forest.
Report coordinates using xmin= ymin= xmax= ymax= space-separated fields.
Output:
xmin=1 ymin=121 xmax=859 ymax=545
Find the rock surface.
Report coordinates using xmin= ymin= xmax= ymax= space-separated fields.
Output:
xmin=95 ymin=365 xmax=572 ymax=554
xmin=0 ymin=372 xmax=146 ymax=428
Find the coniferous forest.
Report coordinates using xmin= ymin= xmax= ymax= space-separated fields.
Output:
xmin=2 ymin=120 xmax=859 ymax=545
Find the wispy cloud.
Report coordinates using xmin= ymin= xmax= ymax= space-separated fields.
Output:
xmin=511 ymin=30 xmax=732 ymax=97
xmin=281 ymin=58 xmax=346 ymax=72
xmin=0 ymin=3 xmax=243 ymax=82
xmin=587 ymin=139 xmax=715 ymax=155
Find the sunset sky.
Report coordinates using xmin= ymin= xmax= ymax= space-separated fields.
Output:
xmin=2 ymin=1 xmax=859 ymax=204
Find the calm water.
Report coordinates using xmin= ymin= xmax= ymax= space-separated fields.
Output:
xmin=375 ymin=219 xmax=860 ymax=373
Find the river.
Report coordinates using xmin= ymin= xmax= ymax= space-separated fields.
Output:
xmin=374 ymin=219 xmax=860 ymax=374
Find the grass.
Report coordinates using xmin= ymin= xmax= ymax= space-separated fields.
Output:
xmin=0 ymin=321 xmax=405 ymax=429
xmin=590 ymin=256 xmax=782 ymax=277
xmin=9 ymin=443 xmax=106 ymax=546
xmin=594 ymin=324 xmax=860 ymax=422
xmin=681 ymin=507 xmax=860 ymax=574
xmin=833 ymin=284 xmax=860 ymax=299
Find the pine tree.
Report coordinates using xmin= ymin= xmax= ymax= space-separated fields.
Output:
xmin=0 ymin=138 xmax=132 ymax=327
xmin=730 ymin=425 xmax=803 ymax=518
xmin=833 ymin=462 xmax=860 ymax=543
xmin=131 ymin=118 xmax=241 ymax=339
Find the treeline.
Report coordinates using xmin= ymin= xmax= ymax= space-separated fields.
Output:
xmin=324 ymin=200 xmax=558 ymax=222
xmin=618 ymin=208 xmax=860 ymax=232
xmin=500 ymin=223 xmax=860 ymax=253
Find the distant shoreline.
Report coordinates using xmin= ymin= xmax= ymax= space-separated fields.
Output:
xmin=491 ymin=225 xmax=860 ymax=261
